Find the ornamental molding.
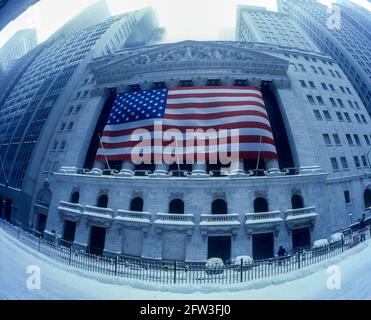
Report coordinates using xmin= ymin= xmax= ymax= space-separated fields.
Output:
xmin=92 ymin=40 xmax=289 ymax=85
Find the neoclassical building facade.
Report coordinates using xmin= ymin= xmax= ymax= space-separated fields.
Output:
xmin=23 ymin=41 xmax=371 ymax=261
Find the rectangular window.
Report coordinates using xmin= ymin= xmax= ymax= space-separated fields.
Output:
xmin=335 ymin=70 xmax=342 ymax=78
xmin=344 ymin=190 xmax=351 ymax=203
xmin=311 ymin=66 xmax=318 ymax=74
xmin=339 ymin=86 xmax=345 ymax=93
xmin=354 ymin=134 xmax=361 ymax=146
xmin=361 ymin=156 xmax=368 ymax=167
xmin=298 ymin=64 xmax=306 ymax=72
xmin=360 ymin=115 xmax=367 ymax=124
xmin=329 ymin=69 xmax=335 ymax=77
xmin=329 ymin=98 xmax=337 ymax=107
xmin=309 ymin=81 xmax=316 ymax=88
xmin=346 ymin=87 xmax=351 ymax=94
xmin=355 ymin=114 xmax=361 ymax=123
xmin=313 ymin=110 xmax=322 ymax=120
xmin=346 ymin=134 xmax=353 ymax=145
xmin=364 ymin=135 xmax=371 ymax=146
xmin=330 ymin=157 xmax=339 ymax=170
xmin=344 ymin=112 xmax=351 ymax=122
xmin=353 ymin=156 xmax=360 ymax=168
xmin=323 ymin=134 xmax=332 ymax=145
xmin=348 ymin=100 xmax=354 ymax=109
xmin=317 ymin=96 xmax=324 ymax=105
xmin=337 ymin=99 xmax=344 ymax=108
xmin=323 ymin=110 xmax=332 ymax=120
xmin=354 ymin=101 xmax=360 ymax=109
xmin=341 ymin=157 xmax=349 ymax=169
xmin=318 ymin=67 xmax=325 ymax=75
xmin=321 ymin=83 xmax=328 ymax=90
xmin=333 ymin=134 xmax=341 ymax=145
xmin=336 ymin=111 xmax=344 ymax=121
xmin=329 ymin=84 xmax=335 ymax=91
xmin=307 ymin=95 xmax=315 ymax=105
xmin=299 ymin=80 xmax=306 ymax=87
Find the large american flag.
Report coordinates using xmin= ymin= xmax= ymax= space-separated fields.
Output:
xmin=96 ymin=86 xmax=278 ymax=162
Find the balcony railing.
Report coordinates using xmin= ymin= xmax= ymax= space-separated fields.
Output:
xmin=200 ymin=214 xmax=240 ymax=225
xmin=115 ymin=209 xmax=151 ymax=223
xmin=154 ymin=213 xmax=195 ymax=226
xmin=285 ymin=206 xmax=317 ymax=217
xmin=58 ymin=201 xmax=83 ymax=214
xmin=83 ymin=205 xmax=114 ymax=219
xmin=245 ymin=210 xmax=282 ymax=224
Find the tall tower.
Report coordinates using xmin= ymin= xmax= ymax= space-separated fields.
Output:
xmin=276 ymin=0 xmax=371 ymax=116
xmin=0 ymin=3 xmax=160 ymax=225
xmin=0 ymin=29 xmax=38 ymax=71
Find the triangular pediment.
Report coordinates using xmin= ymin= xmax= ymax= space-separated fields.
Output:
xmin=92 ymin=40 xmax=289 ymax=84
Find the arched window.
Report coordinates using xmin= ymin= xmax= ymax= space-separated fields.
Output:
xmin=169 ymin=199 xmax=184 ymax=214
xmin=364 ymin=188 xmax=371 ymax=210
xmin=130 ymin=197 xmax=144 ymax=212
xmin=254 ymin=197 xmax=268 ymax=213
xmin=70 ymin=192 xmax=80 ymax=204
xmin=291 ymin=194 xmax=304 ymax=209
xmin=212 ymin=199 xmax=228 ymax=215
xmin=97 ymin=194 xmax=108 ymax=208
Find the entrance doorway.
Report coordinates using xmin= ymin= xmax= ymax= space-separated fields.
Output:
xmin=88 ymin=226 xmax=106 ymax=256
xmin=37 ymin=214 xmax=47 ymax=234
xmin=4 ymin=198 xmax=12 ymax=222
xmin=292 ymin=227 xmax=311 ymax=250
xmin=252 ymin=233 xmax=274 ymax=260
xmin=207 ymin=236 xmax=231 ymax=262
xmin=62 ymin=220 xmax=77 ymax=247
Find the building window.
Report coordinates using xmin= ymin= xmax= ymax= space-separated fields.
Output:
xmin=329 ymin=84 xmax=335 ymax=91
xmin=254 ymin=197 xmax=268 ymax=213
xmin=337 ymin=99 xmax=344 ymax=108
xmin=323 ymin=134 xmax=331 ymax=146
xmin=298 ymin=64 xmax=306 ymax=72
xmin=353 ymin=156 xmax=361 ymax=168
xmin=330 ymin=157 xmax=339 ymax=170
xmin=60 ymin=140 xmax=66 ymax=151
xmin=354 ymin=114 xmax=361 ymax=123
xmin=310 ymin=66 xmax=318 ymax=74
xmin=299 ymin=80 xmax=307 ymax=87
xmin=68 ymin=122 xmax=74 ymax=130
xmin=211 ymin=199 xmax=228 ymax=215
xmin=321 ymin=83 xmax=328 ymax=90
xmin=344 ymin=112 xmax=351 ymax=122
xmin=336 ymin=112 xmax=344 ymax=121
xmin=361 ymin=156 xmax=368 ymax=167
xmin=52 ymin=141 xmax=58 ymax=150
xmin=169 ymin=198 xmax=184 ymax=214
xmin=335 ymin=70 xmax=342 ymax=78
xmin=97 ymin=194 xmax=108 ymax=208
xmin=340 ymin=157 xmax=348 ymax=169
xmin=70 ymin=192 xmax=80 ymax=204
xmin=307 ymin=95 xmax=315 ymax=105
xmin=348 ymin=100 xmax=354 ymax=109
xmin=314 ymin=110 xmax=322 ymax=120
xmin=309 ymin=81 xmax=315 ymax=89
xmin=318 ymin=67 xmax=325 ymax=75
xmin=291 ymin=194 xmax=304 ymax=209
xmin=361 ymin=115 xmax=367 ymax=124
xmin=323 ymin=110 xmax=332 ymax=120
xmin=364 ymin=135 xmax=371 ymax=146
xmin=333 ymin=134 xmax=341 ymax=145
xmin=353 ymin=134 xmax=361 ymax=146
xmin=130 ymin=197 xmax=144 ymax=212
xmin=329 ymin=98 xmax=337 ymax=107
xmin=344 ymin=190 xmax=351 ymax=204
xmin=346 ymin=134 xmax=354 ymax=146
xmin=316 ymin=96 xmax=324 ymax=105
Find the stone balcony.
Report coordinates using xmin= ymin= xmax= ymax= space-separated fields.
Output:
xmin=57 ymin=201 xmax=84 ymax=222
xmin=284 ymin=206 xmax=319 ymax=231
xmin=245 ymin=210 xmax=283 ymax=236
xmin=82 ymin=205 xmax=114 ymax=228
xmin=115 ymin=209 xmax=151 ymax=234
xmin=199 ymin=214 xmax=241 ymax=237
xmin=154 ymin=212 xmax=195 ymax=235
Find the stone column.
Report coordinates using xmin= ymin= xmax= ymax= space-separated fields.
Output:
xmin=191 ymin=162 xmax=208 ymax=177
xmin=73 ymin=220 xmax=90 ymax=252
xmin=265 ymin=159 xmax=284 ymax=176
xmin=229 ymin=159 xmax=246 ymax=177
xmin=151 ymin=163 xmax=169 ymax=177
xmin=103 ymin=225 xmax=122 ymax=257
xmin=89 ymin=160 xmax=106 ymax=175
xmin=118 ymin=161 xmax=135 ymax=176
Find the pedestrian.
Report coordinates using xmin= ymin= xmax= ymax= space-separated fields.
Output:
xmin=278 ymin=245 xmax=286 ymax=257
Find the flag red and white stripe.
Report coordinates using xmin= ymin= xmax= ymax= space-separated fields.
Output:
xmin=96 ymin=86 xmax=278 ymax=162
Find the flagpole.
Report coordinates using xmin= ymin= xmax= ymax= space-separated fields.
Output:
xmin=97 ymin=133 xmax=111 ymax=171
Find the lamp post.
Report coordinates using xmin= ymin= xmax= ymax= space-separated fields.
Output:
xmin=348 ymin=212 xmax=353 ymax=225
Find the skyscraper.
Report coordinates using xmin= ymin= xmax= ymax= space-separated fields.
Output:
xmin=277 ymin=0 xmax=371 ymax=116
xmin=236 ymin=5 xmax=319 ymax=52
xmin=0 ymin=28 xmax=38 ymax=71
xmin=0 ymin=2 xmax=161 ymax=226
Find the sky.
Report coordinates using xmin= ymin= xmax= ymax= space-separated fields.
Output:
xmin=0 ymin=0 xmax=370 ymax=48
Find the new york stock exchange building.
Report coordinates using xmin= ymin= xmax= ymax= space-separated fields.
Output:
xmin=5 ymin=40 xmax=371 ymax=262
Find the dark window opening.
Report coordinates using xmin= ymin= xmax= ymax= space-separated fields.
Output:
xmin=292 ymin=227 xmax=311 ymax=250
xmin=62 ymin=220 xmax=76 ymax=247
xmin=97 ymin=194 xmax=108 ymax=208
xmin=88 ymin=226 xmax=106 ymax=256
xmin=130 ymin=197 xmax=144 ymax=212
xmin=252 ymin=232 xmax=274 ymax=260
xmin=70 ymin=192 xmax=80 ymax=204
xmin=291 ymin=194 xmax=304 ymax=209
xmin=212 ymin=199 xmax=228 ymax=215
xmin=344 ymin=190 xmax=351 ymax=204
xmin=364 ymin=189 xmax=371 ymax=209
xmin=254 ymin=197 xmax=268 ymax=213
xmin=208 ymin=236 xmax=231 ymax=263
xmin=169 ymin=198 xmax=184 ymax=214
